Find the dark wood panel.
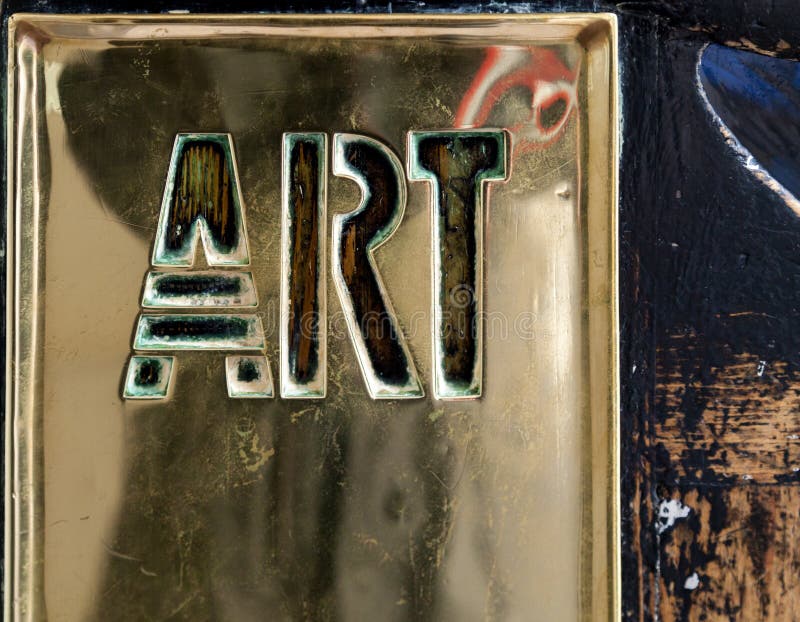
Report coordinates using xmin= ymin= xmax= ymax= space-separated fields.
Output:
xmin=657 ymin=330 xmax=800 ymax=484
xmin=657 ymin=486 xmax=800 ymax=621
xmin=614 ymin=2 xmax=800 ymax=620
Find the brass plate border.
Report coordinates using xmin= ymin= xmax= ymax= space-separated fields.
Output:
xmin=5 ymin=13 xmax=619 ymax=621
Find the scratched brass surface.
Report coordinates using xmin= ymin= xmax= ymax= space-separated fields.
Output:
xmin=6 ymin=15 xmax=618 ymax=621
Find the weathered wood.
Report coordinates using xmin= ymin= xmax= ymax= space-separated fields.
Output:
xmin=286 ymin=138 xmax=323 ymax=384
xmin=657 ymin=330 xmax=800 ymax=484
xmin=168 ymin=141 xmax=237 ymax=253
xmin=612 ymin=0 xmax=800 ymax=617
xmin=657 ymin=486 xmax=800 ymax=621
xmin=414 ymin=135 xmax=499 ymax=389
xmin=336 ymin=138 xmax=414 ymax=387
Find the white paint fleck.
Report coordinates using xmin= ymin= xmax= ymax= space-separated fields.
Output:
xmin=742 ymin=474 xmax=753 ymax=481
xmin=757 ymin=360 xmax=766 ymax=377
xmin=684 ymin=572 xmax=700 ymax=590
xmin=670 ymin=242 xmax=679 ymax=248
xmin=655 ymin=497 xmax=693 ymax=622
xmin=657 ymin=498 xmax=691 ymax=534
xmin=787 ymin=434 xmax=799 ymax=440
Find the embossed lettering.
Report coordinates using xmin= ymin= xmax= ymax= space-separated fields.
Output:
xmin=332 ymin=133 xmax=423 ymax=399
xmin=408 ymin=130 xmax=509 ymax=399
xmin=280 ymin=133 xmax=327 ymax=398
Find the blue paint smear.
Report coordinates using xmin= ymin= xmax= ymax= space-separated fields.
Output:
xmin=699 ymin=44 xmax=800 ymax=204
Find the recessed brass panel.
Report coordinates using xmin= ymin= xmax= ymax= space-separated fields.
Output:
xmin=6 ymin=14 xmax=618 ymax=621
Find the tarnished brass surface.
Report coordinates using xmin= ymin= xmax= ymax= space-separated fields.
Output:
xmin=6 ymin=14 xmax=618 ymax=621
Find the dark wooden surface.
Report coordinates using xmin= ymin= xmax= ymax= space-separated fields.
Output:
xmin=336 ymin=138 xmax=416 ymax=387
xmin=4 ymin=0 xmax=800 ymax=619
xmin=615 ymin=4 xmax=800 ymax=620
xmin=167 ymin=141 xmax=238 ymax=255
xmin=286 ymin=137 xmax=324 ymax=385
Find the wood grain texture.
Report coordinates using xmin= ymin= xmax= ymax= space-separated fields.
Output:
xmin=613 ymin=2 xmax=800 ymax=620
xmin=168 ymin=141 xmax=237 ymax=253
xmin=286 ymin=139 xmax=323 ymax=384
xmin=657 ymin=486 xmax=800 ymax=621
xmin=657 ymin=330 xmax=800 ymax=484
xmin=415 ymin=134 xmax=500 ymax=389
xmin=336 ymin=138 xmax=413 ymax=386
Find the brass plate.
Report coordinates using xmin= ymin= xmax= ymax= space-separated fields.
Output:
xmin=6 ymin=14 xmax=618 ymax=621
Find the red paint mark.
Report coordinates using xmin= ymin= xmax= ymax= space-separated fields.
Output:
xmin=455 ymin=47 xmax=579 ymax=154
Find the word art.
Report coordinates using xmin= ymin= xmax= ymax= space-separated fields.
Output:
xmin=123 ymin=131 xmax=509 ymax=401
